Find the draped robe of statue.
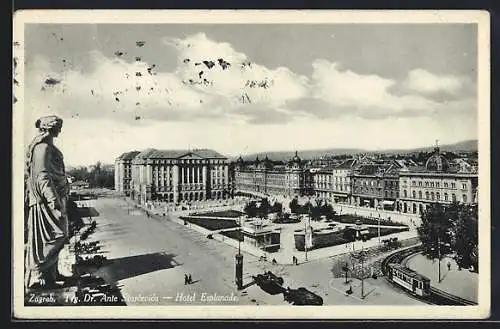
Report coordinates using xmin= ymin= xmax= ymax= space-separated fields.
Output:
xmin=24 ymin=137 xmax=69 ymax=289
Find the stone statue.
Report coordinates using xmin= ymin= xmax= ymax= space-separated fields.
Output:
xmin=24 ymin=115 xmax=71 ymax=289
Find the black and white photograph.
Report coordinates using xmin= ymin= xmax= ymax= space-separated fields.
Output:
xmin=12 ymin=10 xmax=490 ymax=319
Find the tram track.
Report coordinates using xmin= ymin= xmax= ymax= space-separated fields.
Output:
xmin=381 ymin=246 xmax=477 ymax=306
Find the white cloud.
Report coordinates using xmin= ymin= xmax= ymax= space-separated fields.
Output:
xmin=309 ymin=59 xmax=438 ymax=118
xmin=25 ymin=33 xmax=310 ymax=126
xmin=404 ymin=68 xmax=469 ymax=95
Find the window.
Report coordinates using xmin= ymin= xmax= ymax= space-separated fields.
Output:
xmin=419 ymin=191 xmax=422 ymax=199
xmin=451 ymin=183 xmax=456 ymax=189
xmin=419 ymin=181 xmax=422 ymax=187
xmin=444 ymin=193 xmax=448 ymax=201
xmin=436 ymin=192 xmax=440 ymax=200
xmin=436 ymin=182 xmax=440 ymax=188
xmin=431 ymin=192 xmax=435 ymax=200
xmin=404 ymin=190 xmax=408 ymax=197
xmin=430 ymin=182 xmax=434 ymax=188
xmin=462 ymin=183 xmax=467 ymax=190
xmin=425 ymin=182 xmax=429 ymax=187
xmin=426 ymin=191 xmax=429 ymax=200
xmin=412 ymin=181 xmax=416 ymax=186
xmin=463 ymin=194 xmax=467 ymax=203
xmin=444 ymin=182 xmax=448 ymax=188
xmin=412 ymin=191 xmax=416 ymax=198
xmin=452 ymin=193 xmax=457 ymax=202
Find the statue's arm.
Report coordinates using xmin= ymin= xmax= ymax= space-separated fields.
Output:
xmin=32 ymin=144 xmax=61 ymax=210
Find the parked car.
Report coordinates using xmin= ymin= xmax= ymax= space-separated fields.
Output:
xmin=252 ymin=271 xmax=285 ymax=295
xmin=283 ymin=287 xmax=323 ymax=305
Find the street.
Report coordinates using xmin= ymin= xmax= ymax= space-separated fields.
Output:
xmin=87 ymin=197 xmax=288 ymax=305
xmin=86 ymin=196 xmax=426 ymax=306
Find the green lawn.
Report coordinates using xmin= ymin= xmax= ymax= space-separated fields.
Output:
xmin=181 ymin=216 xmax=239 ymax=231
xmin=295 ymin=226 xmax=409 ymax=251
xmin=335 ymin=214 xmax=407 ymax=227
xmin=190 ymin=210 xmax=245 ymax=218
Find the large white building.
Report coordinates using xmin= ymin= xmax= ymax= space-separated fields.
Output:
xmin=128 ymin=148 xmax=232 ymax=205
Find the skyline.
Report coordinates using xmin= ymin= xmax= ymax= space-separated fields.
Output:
xmin=20 ymin=23 xmax=478 ymax=167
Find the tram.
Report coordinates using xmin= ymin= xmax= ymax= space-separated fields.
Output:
xmin=387 ymin=263 xmax=431 ymax=297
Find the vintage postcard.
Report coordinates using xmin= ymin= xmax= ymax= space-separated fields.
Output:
xmin=12 ymin=10 xmax=490 ymax=319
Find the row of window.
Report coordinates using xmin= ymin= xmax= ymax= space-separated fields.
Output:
xmin=402 ymin=190 xmax=468 ymax=203
xmin=409 ymin=180 xmax=467 ymax=190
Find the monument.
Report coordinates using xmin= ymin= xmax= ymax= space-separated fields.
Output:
xmin=24 ymin=115 xmax=73 ymax=290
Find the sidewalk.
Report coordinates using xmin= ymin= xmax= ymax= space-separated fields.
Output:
xmin=404 ymin=253 xmax=478 ymax=303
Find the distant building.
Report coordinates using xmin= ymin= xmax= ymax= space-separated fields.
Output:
xmin=398 ymin=146 xmax=478 ymax=214
xmin=115 ymin=151 xmax=141 ymax=196
xmin=349 ymin=159 xmax=406 ymax=210
xmin=130 ymin=148 xmax=232 ymax=204
xmin=234 ymin=151 xmax=313 ymax=198
xmin=313 ymin=159 xmax=356 ymax=203
xmin=313 ymin=165 xmax=334 ymax=200
xmin=332 ymin=159 xmax=356 ymax=203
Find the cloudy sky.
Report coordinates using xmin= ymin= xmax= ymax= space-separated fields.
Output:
xmin=19 ymin=23 xmax=478 ymax=167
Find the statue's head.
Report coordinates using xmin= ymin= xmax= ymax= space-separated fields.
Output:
xmin=35 ymin=115 xmax=63 ymax=137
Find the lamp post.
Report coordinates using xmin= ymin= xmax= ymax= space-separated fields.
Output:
xmin=304 ymin=218 xmax=308 ymax=261
xmin=377 ymin=209 xmax=381 ymax=245
xmin=235 ymin=215 xmax=243 ymax=290
xmin=437 ymin=235 xmax=442 ymax=283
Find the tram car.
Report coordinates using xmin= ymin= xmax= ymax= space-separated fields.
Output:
xmin=387 ymin=263 xmax=431 ymax=297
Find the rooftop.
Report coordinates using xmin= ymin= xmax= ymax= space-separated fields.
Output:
xmin=116 ymin=151 xmax=141 ymax=161
xmin=134 ymin=148 xmax=227 ymax=160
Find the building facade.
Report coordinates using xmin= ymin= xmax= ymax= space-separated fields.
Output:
xmin=313 ymin=166 xmax=334 ymax=200
xmin=115 ymin=151 xmax=140 ymax=195
xmin=128 ymin=148 xmax=232 ymax=205
xmin=398 ymin=147 xmax=479 ymax=214
xmin=332 ymin=159 xmax=356 ymax=203
xmin=350 ymin=162 xmax=403 ymax=210
xmin=234 ymin=152 xmax=313 ymax=198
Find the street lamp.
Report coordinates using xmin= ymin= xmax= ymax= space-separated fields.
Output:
xmin=351 ymin=245 xmax=368 ymax=299
xmin=235 ymin=215 xmax=243 ymax=290
xmin=377 ymin=210 xmax=381 ymax=245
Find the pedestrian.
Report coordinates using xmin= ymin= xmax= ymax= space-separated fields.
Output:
xmin=188 ymin=274 xmax=192 ymax=284
xmin=184 ymin=274 xmax=188 ymax=285
xmin=447 ymin=262 xmax=451 ymax=271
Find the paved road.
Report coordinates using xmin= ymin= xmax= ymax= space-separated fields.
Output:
xmin=87 ymin=197 xmax=287 ymax=306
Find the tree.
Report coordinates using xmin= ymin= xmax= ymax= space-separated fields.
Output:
xmin=257 ymin=198 xmax=271 ymax=218
xmin=417 ymin=203 xmax=453 ymax=260
xmin=418 ymin=202 xmax=478 ymax=272
xmin=453 ymin=205 xmax=478 ymax=271
xmin=271 ymin=201 xmax=283 ymax=214
xmin=243 ymin=201 xmax=258 ymax=218
xmin=300 ymin=201 xmax=313 ymax=215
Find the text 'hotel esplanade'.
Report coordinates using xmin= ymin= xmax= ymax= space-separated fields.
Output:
xmin=115 ymin=148 xmax=232 ymax=204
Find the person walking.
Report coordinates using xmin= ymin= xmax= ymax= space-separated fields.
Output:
xmin=188 ymin=274 xmax=192 ymax=284
xmin=184 ymin=274 xmax=188 ymax=285
xmin=447 ymin=262 xmax=451 ymax=271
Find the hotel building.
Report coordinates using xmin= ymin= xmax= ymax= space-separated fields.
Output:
xmin=120 ymin=148 xmax=232 ymax=204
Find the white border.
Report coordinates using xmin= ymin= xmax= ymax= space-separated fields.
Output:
xmin=12 ymin=9 xmax=491 ymax=320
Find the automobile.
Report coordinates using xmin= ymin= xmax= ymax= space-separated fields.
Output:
xmin=283 ymin=287 xmax=323 ymax=305
xmin=252 ymin=271 xmax=285 ymax=295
